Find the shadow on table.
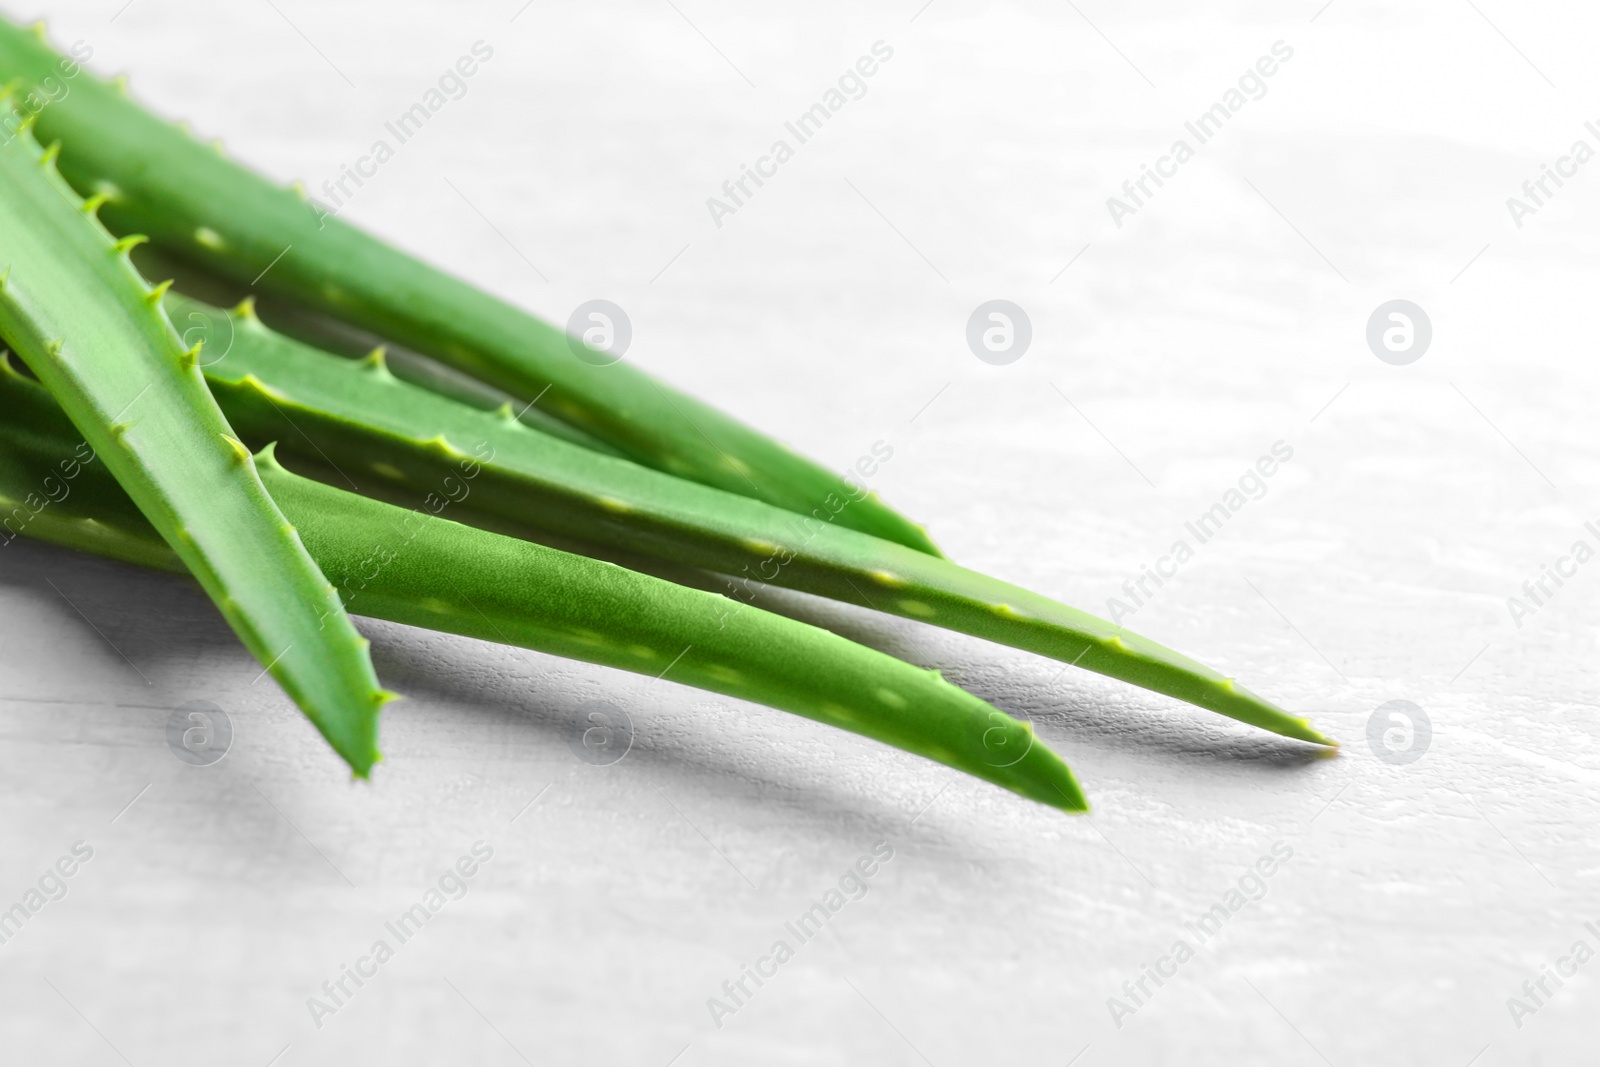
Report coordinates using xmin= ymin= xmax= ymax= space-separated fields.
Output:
xmin=674 ymin=573 xmax=1335 ymax=775
xmin=4 ymin=531 xmax=1331 ymax=812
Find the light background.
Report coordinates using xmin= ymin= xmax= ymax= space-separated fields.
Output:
xmin=1 ymin=0 xmax=1597 ymax=1063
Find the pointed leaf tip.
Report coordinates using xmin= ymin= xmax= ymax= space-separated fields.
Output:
xmin=1050 ymin=779 xmax=1090 ymax=814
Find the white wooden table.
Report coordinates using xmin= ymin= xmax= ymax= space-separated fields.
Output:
xmin=2 ymin=1 xmax=1594 ymax=1063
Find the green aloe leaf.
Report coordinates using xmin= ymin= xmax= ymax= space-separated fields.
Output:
xmin=0 ymin=17 xmax=943 ymax=557
xmin=0 ymin=363 xmax=1086 ymax=813
xmin=0 ymin=99 xmax=390 ymax=774
xmin=171 ymin=291 xmax=1334 ymax=748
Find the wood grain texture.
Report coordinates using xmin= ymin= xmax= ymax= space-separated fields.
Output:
xmin=0 ymin=0 xmax=1593 ymax=1064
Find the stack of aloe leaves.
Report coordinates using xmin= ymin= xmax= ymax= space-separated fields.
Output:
xmin=0 ymin=20 xmax=1334 ymax=813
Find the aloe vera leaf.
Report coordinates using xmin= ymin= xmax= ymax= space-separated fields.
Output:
xmin=146 ymin=257 xmax=630 ymax=459
xmin=0 ymin=107 xmax=390 ymax=774
xmin=0 ymin=376 xmax=1086 ymax=813
xmin=169 ymin=292 xmax=1332 ymax=747
xmin=0 ymin=19 xmax=943 ymax=558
